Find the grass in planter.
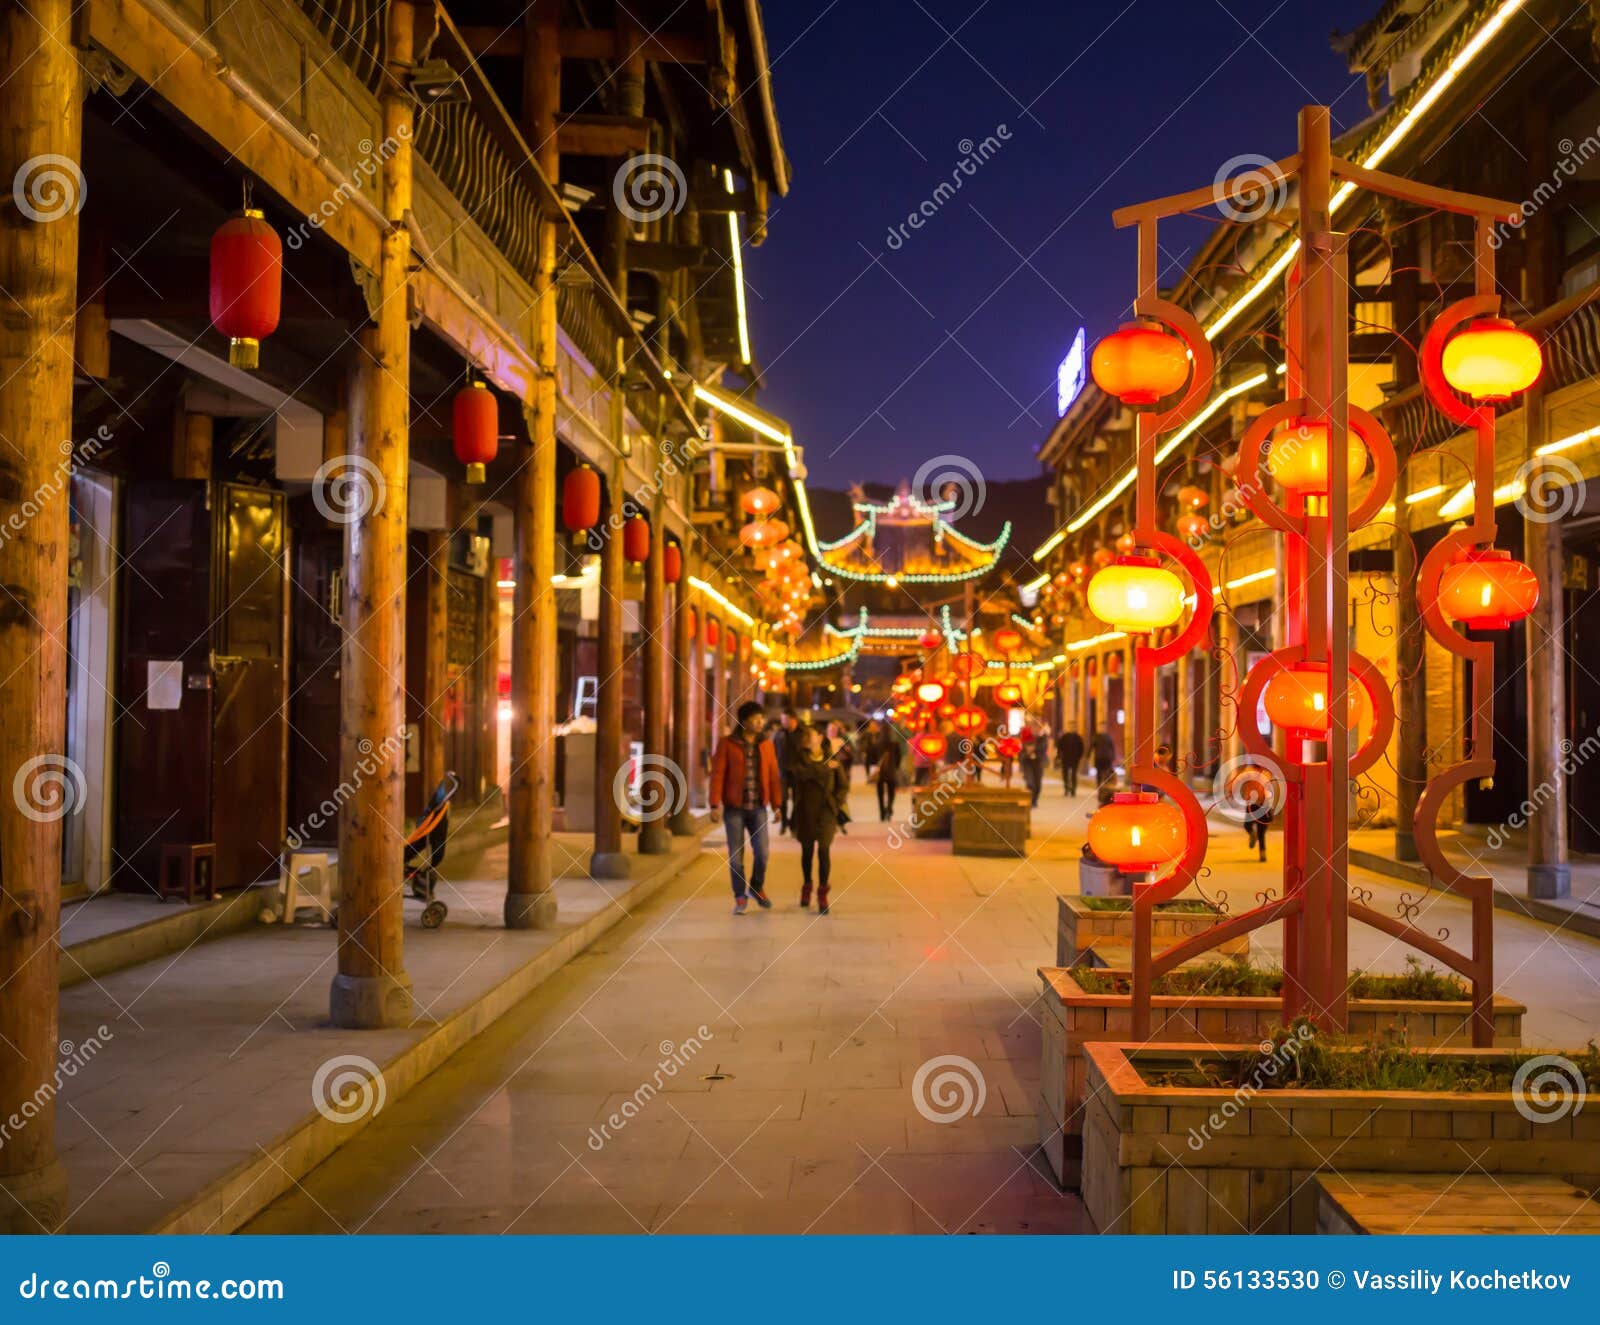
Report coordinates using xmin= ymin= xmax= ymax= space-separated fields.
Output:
xmin=1073 ymin=955 xmax=1468 ymax=1000
xmin=1076 ymin=896 xmax=1218 ymax=914
xmin=1145 ymin=1021 xmax=1600 ymax=1095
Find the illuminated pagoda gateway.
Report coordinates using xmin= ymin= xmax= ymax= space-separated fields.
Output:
xmin=818 ymin=481 xmax=1011 ymax=591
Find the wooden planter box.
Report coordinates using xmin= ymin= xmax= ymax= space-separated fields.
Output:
xmin=952 ymin=794 xmax=1029 ymax=856
xmin=1055 ymin=894 xmax=1247 ymax=968
xmin=1080 ymin=1041 xmax=1600 ymax=1234
xmin=1035 ymin=966 xmax=1526 ymax=1190
xmin=909 ymin=781 xmax=1030 ymax=841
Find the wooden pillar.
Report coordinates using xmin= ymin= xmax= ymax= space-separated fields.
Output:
xmin=174 ymin=411 xmax=212 ymax=480
xmin=1217 ymin=607 xmax=1242 ymax=766
xmin=420 ymin=531 xmax=448 ymax=797
xmin=331 ymin=0 xmax=417 ymax=1028
xmin=478 ymin=550 xmax=498 ymax=805
xmin=639 ymin=496 xmax=670 ymax=853
xmin=507 ymin=0 xmax=561 ymax=928
xmin=0 ymin=0 xmax=79 ymax=1231
xmin=590 ymin=459 xmax=630 ymax=878
xmin=670 ymin=566 xmax=697 ymax=833
xmin=1389 ymin=225 xmax=1425 ymax=860
xmin=1175 ymin=650 xmax=1193 ymax=780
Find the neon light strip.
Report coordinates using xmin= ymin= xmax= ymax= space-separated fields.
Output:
xmin=724 ymin=169 xmax=752 ymax=366
xmin=822 ymin=523 xmax=1012 ymax=583
xmin=688 ymin=574 xmax=756 ymax=628
xmin=1065 ymin=630 xmax=1127 ymax=652
xmin=1021 ymin=572 xmax=1049 ymax=594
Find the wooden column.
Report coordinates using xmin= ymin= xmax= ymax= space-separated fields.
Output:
xmin=0 ymin=0 xmax=79 ymax=1231
xmin=670 ymin=566 xmax=697 ymax=833
xmin=589 ymin=458 xmax=630 ymax=878
xmin=1389 ymin=226 xmax=1425 ymax=860
xmin=420 ymin=531 xmax=448 ymax=798
xmin=1217 ymin=607 xmax=1242 ymax=766
xmin=639 ymin=495 xmax=670 ymax=852
xmin=173 ymin=411 xmax=212 ymax=480
xmin=331 ymin=0 xmax=417 ymax=1028
xmin=1175 ymin=650 xmax=1193 ymax=780
xmin=507 ymin=0 xmax=561 ymax=928
xmin=478 ymin=546 xmax=498 ymax=805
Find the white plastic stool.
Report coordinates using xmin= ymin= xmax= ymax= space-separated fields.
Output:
xmin=280 ymin=851 xmax=337 ymax=925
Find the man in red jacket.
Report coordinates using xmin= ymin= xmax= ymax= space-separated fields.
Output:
xmin=709 ymin=700 xmax=781 ymax=914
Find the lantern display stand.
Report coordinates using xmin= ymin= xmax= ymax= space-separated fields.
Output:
xmin=1088 ymin=107 xmax=1537 ymax=1045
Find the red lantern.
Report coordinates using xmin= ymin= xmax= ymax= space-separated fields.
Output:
xmin=741 ymin=486 xmax=781 ymax=517
xmin=706 ymin=619 xmax=719 ymax=648
xmin=912 ymin=732 xmax=948 ymax=761
xmin=1441 ymin=318 xmax=1542 ymax=401
xmin=1267 ymin=419 xmax=1366 ymax=497
xmin=623 ymin=515 xmax=650 ymax=564
xmin=1177 ymin=512 xmax=1211 ymax=543
xmin=996 ymin=735 xmax=1021 ymax=759
xmin=739 ymin=518 xmax=788 ymax=549
xmin=1114 ymin=532 xmax=1137 ymax=555
xmin=725 ymin=629 xmax=738 ymax=657
xmin=1177 ymin=484 xmax=1209 ymax=510
xmin=1068 ymin=559 xmax=1088 ymax=582
xmin=949 ymin=652 xmax=983 ymax=680
xmin=1087 ymin=792 xmax=1186 ymax=873
xmin=1092 ymin=547 xmax=1115 ymax=569
xmin=915 ymin=680 xmax=947 ymax=707
xmin=919 ymin=628 xmax=942 ymax=650
xmin=663 ymin=541 xmax=683 ymax=585
xmin=451 ymin=380 xmax=498 ymax=484
xmin=951 ymin=705 xmax=987 ymax=737
xmin=993 ymin=626 xmax=1024 ymax=654
xmin=1090 ymin=321 xmax=1190 ymax=405
xmin=209 ymin=208 xmax=282 ymax=370
xmin=1262 ymin=663 xmax=1370 ymax=739
xmin=1439 ymin=547 xmax=1538 ymax=629
xmin=994 ymin=681 xmax=1023 ymax=707
xmin=563 ymin=465 xmax=601 ymax=531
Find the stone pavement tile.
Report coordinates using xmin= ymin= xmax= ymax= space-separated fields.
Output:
xmin=652 ymin=1192 xmax=920 ymax=1235
xmin=902 ymin=1111 xmax=1038 ymax=1155
xmin=598 ymin=1086 xmax=804 ymax=1123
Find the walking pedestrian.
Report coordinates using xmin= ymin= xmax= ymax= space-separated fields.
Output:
xmin=709 ymin=701 xmax=781 ymax=914
xmin=873 ymin=724 xmax=902 ymax=821
xmin=1243 ymin=781 xmax=1273 ymax=861
xmin=1056 ymin=727 xmax=1084 ymax=795
xmin=1091 ymin=730 xmax=1117 ymax=789
xmin=770 ymin=711 xmax=798 ymax=835
xmin=789 ymin=725 xmax=848 ymax=914
xmin=1019 ymin=726 xmax=1044 ymax=807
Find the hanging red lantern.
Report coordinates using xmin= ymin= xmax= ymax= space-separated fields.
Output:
xmin=1439 ymin=547 xmax=1538 ymax=629
xmin=706 ymin=619 xmax=719 ymax=648
xmin=1114 ymin=532 xmax=1138 ymax=555
xmin=1177 ymin=512 xmax=1211 ymax=544
xmin=919 ymin=627 xmax=942 ymax=650
xmin=725 ymin=629 xmax=738 ymax=657
xmin=1441 ymin=318 xmax=1542 ymax=401
xmin=663 ymin=541 xmax=682 ymax=585
xmin=1068 ymin=559 xmax=1088 ymax=582
xmin=1262 ymin=663 xmax=1370 ymax=739
xmin=1177 ymin=484 xmax=1209 ymax=510
xmin=915 ymin=680 xmax=947 ymax=707
xmin=1090 ymin=321 xmax=1190 ymax=405
xmin=949 ymin=652 xmax=983 ymax=680
xmin=994 ymin=681 xmax=1023 ymax=708
xmin=739 ymin=517 xmax=789 ymax=549
xmin=563 ymin=465 xmax=601 ymax=531
xmin=623 ymin=515 xmax=650 ymax=564
xmin=741 ymin=486 xmax=781 ymax=517
xmin=1092 ymin=547 xmax=1116 ymax=569
xmin=1087 ymin=792 xmax=1187 ymax=873
xmin=993 ymin=626 xmax=1025 ymax=654
xmin=951 ymin=705 xmax=988 ymax=737
xmin=209 ymin=207 xmax=282 ymax=370
xmin=1106 ymin=652 xmax=1122 ymax=676
xmin=1266 ymin=419 xmax=1367 ymax=497
xmin=451 ymin=380 xmax=498 ymax=484
xmin=912 ymin=731 xmax=948 ymax=761
xmin=1088 ymin=554 xmax=1187 ymax=634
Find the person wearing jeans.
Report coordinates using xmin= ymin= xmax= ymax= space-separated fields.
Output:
xmin=709 ymin=700 xmax=782 ymax=914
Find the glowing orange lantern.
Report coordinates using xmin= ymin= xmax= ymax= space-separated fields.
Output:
xmin=994 ymin=681 xmax=1023 ymax=707
xmin=950 ymin=652 xmax=983 ymax=681
xmin=919 ymin=628 xmax=942 ymax=650
xmin=951 ymin=706 xmax=987 ymax=737
xmin=739 ymin=518 xmax=788 ymax=549
xmin=1439 ymin=547 xmax=1538 ymax=630
xmin=1087 ymin=555 xmax=1186 ymax=633
xmin=663 ymin=541 xmax=682 ymax=584
xmin=563 ymin=465 xmax=601 ymax=531
xmin=1091 ymin=547 xmax=1115 ymax=569
xmin=210 ymin=208 xmax=282 ymax=370
xmin=1090 ymin=321 xmax=1189 ymax=405
xmin=1441 ymin=318 xmax=1542 ymax=401
xmin=1266 ymin=419 xmax=1367 ymax=497
xmin=705 ymin=619 xmax=719 ymax=648
xmin=1262 ymin=663 xmax=1370 ymax=739
xmin=452 ymin=380 xmax=498 ymax=484
xmin=741 ymin=486 xmax=781 ymax=516
xmin=1177 ymin=484 xmax=1208 ymax=510
xmin=1087 ymin=792 xmax=1186 ymax=873
xmin=915 ymin=680 xmax=947 ymax=707
xmin=622 ymin=515 xmax=650 ymax=564
xmin=1177 ymin=512 xmax=1211 ymax=544
xmin=1068 ymin=559 xmax=1088 ymax=581
xmin=1115 ymin=532 xmax=1137 ymax=555
xmin=912 ymin=732 xmax=948 ymax=761
xmin=993 ymin=626 xmax=1024 ymax=654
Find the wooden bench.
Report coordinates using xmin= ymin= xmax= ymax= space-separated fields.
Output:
xmin=1316 ymin=1173 xmax=1600 ymax=1235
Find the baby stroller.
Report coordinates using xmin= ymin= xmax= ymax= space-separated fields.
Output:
xmin=405 ymin=771 xmax=458 ymax=929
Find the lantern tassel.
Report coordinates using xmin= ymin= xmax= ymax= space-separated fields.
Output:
xmin=465 ymin=462 xmax=486 ymax=485
xmin=229 ymin=337 xmax=260 ymax=370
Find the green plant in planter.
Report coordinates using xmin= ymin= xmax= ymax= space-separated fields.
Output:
xmin=1076 ymin=896 xmax=1218 ymax=914
xmin=1074 ymin=954 xmax=1471 ymax=1001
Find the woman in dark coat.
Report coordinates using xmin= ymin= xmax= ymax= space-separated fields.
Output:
xmin=789 ymin=725 xmax=848 ymax=914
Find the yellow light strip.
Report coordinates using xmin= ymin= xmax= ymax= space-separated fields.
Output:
xmin=1224 ymin=568 xmax=1276 ymax=591
xmin=688 ymin=574 xmax=755 ymax=628
xmin=693 ymin=381 xmax=790 ymax=444
xmin=1405 ymin=484 xmax=1446 ymax=504
xmin=724 ymin=169 xmax=752 ymax=366
xmin=1065 ymin=630 xmax=1126 ymax=652
xmin=1438 ymin=477 xmax=1527 ymax=521
xmin=1538 ymin=423 xmax=1600 ymax=456
xmin=1021 ymin=572 xmax=1049 ymax=594
xmin=1034 ymin=529 xmax=1066 ymax=559
xmin=752 ymin=638 xmax=772 ymax=656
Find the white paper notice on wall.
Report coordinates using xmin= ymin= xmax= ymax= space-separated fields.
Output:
xmin=147 ymin=660 xmax=184 ymax=710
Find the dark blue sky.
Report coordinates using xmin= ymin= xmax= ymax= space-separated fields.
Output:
xmin=744 ymin=0 xmax=1376 ymax=492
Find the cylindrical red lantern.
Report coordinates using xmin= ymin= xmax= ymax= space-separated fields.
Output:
xmin=563 ymin=465 xmax=601 ymax=531
xmin=663 ymin=541 xmax=683 ymax=585
xmin=1090 ymin=321 xmax=1190 ymax=405
xmin=452 ymin=380 xmax=498 ymax=484
xmin=1087 ymin=792 xmax=1186 ymax=873
xmin=623 ymin=515 xmax=650 ymax=564
xmin=706 ymin=619 xmax=719 ymax=648
xmin=1439 ymin=547 xmax=1538 ymax=629
xmin=210 ymin=208 xmax=282 ymax=370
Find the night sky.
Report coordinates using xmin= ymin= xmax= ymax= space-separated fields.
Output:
xmin=744 ymin=0 xmax=1377 ymax=500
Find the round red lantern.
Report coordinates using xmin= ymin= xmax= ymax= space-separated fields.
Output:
xmin=1114 ymin=532 xmax=1138 ymax=555
xmin=1087 ymin=792 xmax=1186 ymax=873
xmin=1090 ymin=321 xmax=1190 ymax=405
xmin=739 ymin=518 xmax=788 ymax=549
xmin=919 ymin=628 xmax=942 ymax=650
xmin=1177 ymin=484 xmax=1209 ymax=510
xmin=951 ymin=705 xmax=988 ymax=737
xmin=209 ymin=208 xmax=282 ymax=370
xmin=996 ymin=735 xmax=1021 ymax=759
xmin=741 ymin=486 xmax=781 ymax=517
xmin=915 ymin=680 xmax=947 ymax=707
xmin=949 ymin=652 xmax=983 ymax=681
xmin=1441 ymin=318 xmax=1542 ymax=401
xmin=1439 ymin=547 xmax=1538 ymax=629
xmin=1262 ymin=663 xmax=1370 ymax=739
xmin=622 ymin=515 xmax=650 ymax=564
xmin=993 ymin=626 xmax=1024 ymax=654
xmin=1267 ymin=419 xmax=1367 ymax=497
xmin=1177 ymin=512 xmax=1211 ymax=544
xmin=912 ymin=731 xmax=948 ymax=761
xmin=451 ymin=380 xmax=498 ymax=484
xmin=1091 ymin=548 xmax=1115 ymax=569
xmin=994 ymin=681 xmax=1023 ymax=708
xmin=663 ymin=541 xmax=683 ymax=585
xmin=1068 ymin=559 xmax=1088 ymax=582
xmin=563 ymin=465 xmax=601 ymax=531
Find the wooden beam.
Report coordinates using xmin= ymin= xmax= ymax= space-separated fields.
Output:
xmin=462 ymin=25 xmax=708 ymax=63
xmin=557 ymin=113 xmax=652 ymax=158
xmin=626 ymin=240 xmax=710 ymax=273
